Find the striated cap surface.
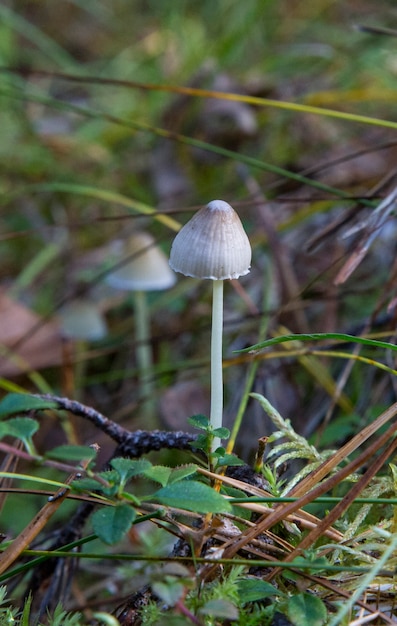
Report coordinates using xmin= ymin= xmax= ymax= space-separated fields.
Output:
xmin=169 ymin=200 xmax=251 ymax=280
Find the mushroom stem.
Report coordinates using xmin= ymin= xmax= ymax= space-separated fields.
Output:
xmin=210 ymin=279 xmax=224 ymax=450
xmin=134 ymin=290 xmax=155 ymax=424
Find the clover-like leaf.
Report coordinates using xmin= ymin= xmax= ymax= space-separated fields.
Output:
xmin=92 ymin=504 xmax=136 ymax=545
xmin=287 ymin=593 xmax=327 ymax=626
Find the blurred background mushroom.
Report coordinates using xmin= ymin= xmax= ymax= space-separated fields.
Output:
xmin=105 ymin=232 xmax=176 ymax=425
xmin=58 ymin=297 xmax=108 ymax=441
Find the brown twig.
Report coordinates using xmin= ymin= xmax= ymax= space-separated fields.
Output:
xmin=201 ymin=410 xmax=397 ymax=580
xmin=33 ymin=394 xmax=196 ymax=456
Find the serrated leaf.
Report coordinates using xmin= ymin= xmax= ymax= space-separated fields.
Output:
xmin=92 ymin=504 xmax=136 ymax=545
xmin=168 ymin=465 xmax=197 ymax=484
xmin=143 ymin=465 xmax=172 ymax=487
xmin=46 ymin=445 xmax=97 ymax=462
xmin=142 ymin=464 xmax=197 ymax=488
xmin=0 ymin=393 xmax=57 ymax=418
xmin=212 ymin=427 xmax=230 ymax=438
xmin=287 ymin=593 xmax=327 ymax=626
xmin=199 ymin=599 xmax=239 ymax=619
xmin=153 ymin=480 xmax=231 ymax=513
xmin=214 ymin=446 xmax=226 ymax=455
xmin=191 ymin=434 xmax=209 ymax=450
xmin=3 ymin=417 xmax=39 ymax=440
xmin=71 ymin=470 xmax=119 ymax=495
xmin=216 ymin=453 xmax=245 ymax=467
xmin=237 ymin=578 xmax=282 ymax=603
xmin=98 ymin=469 xmax=119 ymax=483
xmin=187 ymin=414 xmax=209 ymax=429
xmin=110 ymin=457 xmax=152 ymax=480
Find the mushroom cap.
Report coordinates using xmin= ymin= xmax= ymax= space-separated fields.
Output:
xmin=106 ymin=232 xmax=176 ymax=291
xmin=59 ymin=299 xmax=107 ymax=341
xmin=169 ymin=200 xmax=251 ymax=280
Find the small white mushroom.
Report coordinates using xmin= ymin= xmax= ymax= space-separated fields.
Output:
xmin=106 ymin=232 xmax=176 ymax=423
xmin=106 ymin=232 xmax=176 ymax=292
xmin=169 ymin=200 xmax=251 ymax=450
xmin=58 ymin=298 xmax=108 ymax=427
xmin=59 ymin=299 xmax=107 ymax=341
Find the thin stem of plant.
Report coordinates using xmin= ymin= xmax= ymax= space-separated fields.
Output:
xmin=134 ymin=290 xmax=155 ymax=425
xmin=211 ymin=280 xmax=224 ymax=450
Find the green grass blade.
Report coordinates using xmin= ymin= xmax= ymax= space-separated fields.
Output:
xmin=27 ymin=182 xmax=182 ymax=232
xmin=240 ymin=332 xmax=397 ymax=354
xmin=0 ymin=6 xmax=77 ymax=68
xmin=0 ymin=86 xmax=378 ymax=203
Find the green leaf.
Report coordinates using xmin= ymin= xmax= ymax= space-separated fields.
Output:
xmin=237 ymin=578 xmax=282 ymax=603
xmin=143 ymin=465 xmax=197 ymax=488
xmin=46 ymin=445 xmax=97 ymax=462
xmin=151 ymin=580 xmax=185 ymax=606
xmin=92 ymin=504 xmax=136 ymax=545
xmin=49 ymin=604 xmax=83 ymax=626
xmin=0 ymin=393 xmax=57 ymax=418
xmin=187 ymin=414 xmax=210 ymax=429
xmin=289 ymin=555 xmax=329 ymax=574
xmin=314 ymin=413 xmax=361 ymax=448
xmin=390 ymin=463 xmax=397 ymax=489
xmin=216 ymin=453 xmax=245 ymax=467
xmin=71 ymin=470 xmax=120 ymax=495
xmin=153 ymin=480 xmax=231 ymax=513
xmin=20 ymin=595 xmax=32 ymax=625
xmin=191 ymin=433 xmax=209 ymax=451
xmin=0 ymin=417 xmax=39 ymax=440
xmin=143 ymin=465 xmax=172 ymax=487
xmin=110 ymin=457 xmax=152 ymax=481
xmin=71 ymin=477 xmax=107 ymax=492
xmin=212 ymin=427 xmax=230 ymax=438
xmin=287 ymin=593 xmax=327 ymax=626
xmin=199 ymin=599 xmax=239 ymax=619
xmin=168 ymin=465 xmax=197 ymax=484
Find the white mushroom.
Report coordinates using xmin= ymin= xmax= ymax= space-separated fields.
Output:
xmin=106 ymin=232 xmax=176 ymax=423
xmin=59 ymin=298 xmax=107 ymax=341
xmin=58 ymin=298 xmax=108 ymax=435
xmin=169 ymin=200 xmax=251 ymax=450
xmin=106 ymin=232 xmax=176 ymax=291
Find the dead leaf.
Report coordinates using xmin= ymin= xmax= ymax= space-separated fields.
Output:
xmin=0 ymin=289 xmax=63 ymax=377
